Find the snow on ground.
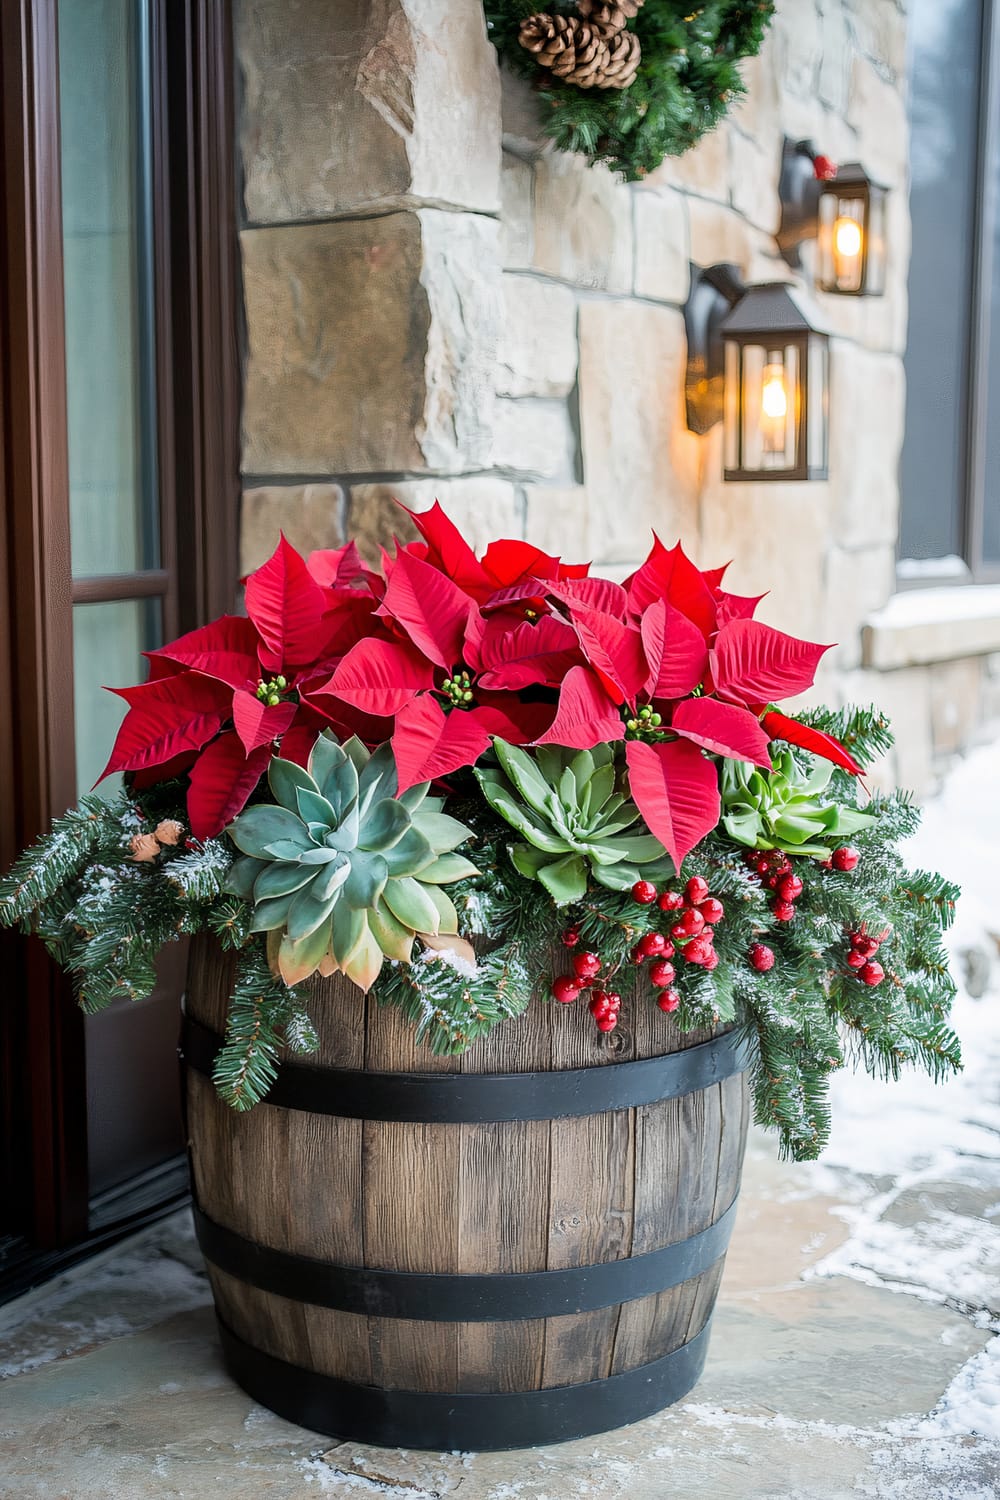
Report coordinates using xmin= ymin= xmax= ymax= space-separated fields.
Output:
xmin=808 ymin=736 xmax=1000 ymax=1440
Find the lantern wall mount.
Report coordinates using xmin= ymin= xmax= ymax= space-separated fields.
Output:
xmin=684 ymin=266 xmax=830 ymax=484
xmin=777 ymin=137 xmax=888 ymax=297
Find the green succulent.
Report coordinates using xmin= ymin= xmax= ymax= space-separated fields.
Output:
xmin=225 ymin=734 xmax=478 ymax=990
xmin=720 ymin=749 xmax=878 ymax=859
xmin=474 ymin=739 xmax=674 ymax=906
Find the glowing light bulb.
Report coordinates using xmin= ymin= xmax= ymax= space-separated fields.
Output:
xmin=761 ymin=371 xmax=787 ymax=421
xmin=833 ymin=215 xmax=862 ymax=260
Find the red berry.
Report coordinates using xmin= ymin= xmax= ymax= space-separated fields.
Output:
xmin=765 ymin=874 xmax=781 ymax=890
xmin=748 ymin=943 xmax=775 ymax=972
xmin=632 ymin=880 xmax=658 ymax=905
xmin=657 ymin=989 xmax=681 ymax=1013
xmin=832 ymin=846 xmax=859 ymax=872
xmin=589 ymin=989 xmax=611 ymax=1016
xmin=573 ymin=951 xmax=602 ymax=981
xmin=685 ymin=875 xmax=710 ymax=906
xmin=819 ymin=857 xmax=833 ymax=870
xmin=605 ymin=992 xmax=622 ymax=1011
xmin=679 ymin=907 xmax=706 ymax=937
xmin=648 ymin=959 xmax=677 ymax=987
xmin=699 ymin=897 xmax=725 ymax=925
xmin=778 ymin=874 xmax=803 ymax=902
xmin=684 ymin=937 xmax=714 ymax=966
xmin=855 ymin=937 xmax=879 ymax=959
xmin=858 ymin=960 xmax=885 ymax=986
xmin=637 ymin=931 xmax=667 ymax=958
xmin=703 ymin=951 xmax=720 ymax=972
xmin=551 ymin=975 xmax=580 ymax=1003
xmin=846 ymin=951 xmax=866 ymax=970
xmin=596 ymin=1014 xmax=618 ymax=1032
xmin=657 ymin=890 xmax=685 ymax=912
xmin=772 ymin=900 xmax=796 ymax=922
xmin=754 ymin=857 xmax=771 ymax=877
xmin=561 ymin=926 xmax=580 ymax=948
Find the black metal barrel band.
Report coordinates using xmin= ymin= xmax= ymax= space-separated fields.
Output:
xmin=215 ymin=1314 xmax=714 ymax=1451
xmin=193 ymin=1194 xmax=740 ymax=1322
xmin=181 ymin=1015 xmax=750 ymax=1123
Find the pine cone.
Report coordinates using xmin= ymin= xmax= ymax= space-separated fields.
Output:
xmin=518 ymin=14 xmax=610 ymax=89
xmin=577 ymin=0 xmax=644 ymax=38
xmin=593 ymin=28 xmax=641 ymax=87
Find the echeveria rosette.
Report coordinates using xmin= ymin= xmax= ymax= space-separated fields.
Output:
xmin=225 ymin=734 xmax=478 ymax=990
xmin=475 ymin=740 xmax=674 ymax=905
xmin=720 ymin=749 xmax=877 ymax=859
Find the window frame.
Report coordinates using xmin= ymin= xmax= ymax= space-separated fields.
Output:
xmin=0 ymin=0 xmax=240 ymax=1298
xmin=901 ymin=0 xmax=1000 ymax=586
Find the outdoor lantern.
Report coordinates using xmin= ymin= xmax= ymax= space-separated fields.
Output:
xmin=719 ymin=283 xmax=829 ymax=482
xmin=777 ymin=138 xmax=888 ymax=297
xmin=816 ymin=161 xmax=888 ymax=296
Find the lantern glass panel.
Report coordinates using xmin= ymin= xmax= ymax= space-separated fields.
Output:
xmin=865 ymin=188 xmax=887 ymax=296
xmin=724 ymin=339 xmax=740 ymax=472
xmin=818 ymin=190 xmax=866 ymax=293
xmin=807 ymin=337 xmax=829 ymax=475
xmin=738 ymin=342 xmax=798 ymax=473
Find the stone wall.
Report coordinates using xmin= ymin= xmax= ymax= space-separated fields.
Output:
xmin=234 ymin=0 xmax=999 ymax=792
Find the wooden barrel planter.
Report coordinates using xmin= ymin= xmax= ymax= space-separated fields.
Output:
xmin=182 ymin=936 xmax=750 ymax=1451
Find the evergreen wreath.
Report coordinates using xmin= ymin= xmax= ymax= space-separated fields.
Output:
xmin=484 ymin=0 xmax=775 ymax=181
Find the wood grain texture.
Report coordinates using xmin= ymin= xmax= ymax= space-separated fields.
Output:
xmin=185 ymin=934 xmax=749 ymax=1402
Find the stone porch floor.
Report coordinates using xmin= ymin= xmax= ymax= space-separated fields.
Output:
xmin=1 ymin=1110 xmax=998 ymax=1500
xmin=2 ymin=743 xmax=1000 ymax=1499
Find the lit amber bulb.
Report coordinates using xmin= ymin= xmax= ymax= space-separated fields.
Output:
xmin=833 ymin=215 xmax=862 ymax=260
xmin=761 ymin=368 xmax=788 ymax=421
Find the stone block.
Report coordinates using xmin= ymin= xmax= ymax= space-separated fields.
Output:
xmin=828 ymin=342 xmax=904 ymax=551
xmin=646 ymin=122 xmax=730 ymax=202
xmin=491 ymin=397 xmax=578 ymax=482
xmin=823 ymin=545 xmax=895 ymax=670
xmin=499 ymin=152 xmax=534 ymax=270
xmin=241 ymin=210 xmax=499 ymax=476
xmin=818 ymin=5 xmax=853 ymax=114
xmin=863 ymin=586 xmax=1000 ymax=670
xmin=240 ymin=484 xmax=345 ymax=576
xmin=728 ymin=128 xmax=781 ymax=236
xmin=849 ymin=53 xmax=908 ymax=180
xmin=577 ymin=301 xmax=700 ymax=564
xmin=769 ymin=1 xmax=822 ymax=98
xmin=728 ymin=46 xmax=782 ymax=144
xmin=496 ymin=275 xmax=578 ymax=398
xmin=347 ymin=482 xmax=424 ymax=563
xmin=840 ymin=666 xmax=934 ymax=794
xmin=632 ymin=189 xmax=689 ymax=304
xmin=847 ymin=0 xmax=907 ymax=81
xmin=522 ymin=484 xmax=591 ymax=562
xmin=698 ymin=458 xmax=834 ymax=647
xmin=236 ymin=0 xmax=501 ymax=222
xmin=929 ymin=657 xmax=985 ymax=757
xmin=687 ymin=199 xmax=756 ymax=277
xmin=500 ymin=64 xmax=543 ymax=155
xmin=532 ymin=152 xmax=633 ymax=292
xmin=348 ymin=477 xmax=521 ymax=562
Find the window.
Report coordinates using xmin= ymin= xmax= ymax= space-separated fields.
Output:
xmin=0 ymin=0 xmax=239 ymax=1296
xmin=900 ymin=0 xmax=1000 ymax=581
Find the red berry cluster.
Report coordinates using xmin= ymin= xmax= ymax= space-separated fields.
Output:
xmin=844 ymin=922 xmax=889 ymax=986
xmin=550 ymin=948 xmax=623 ymax=1032
xmin=631 ymin=875 xmax=726 ymax=1012
xmin=743 ymin=849 xmax=803 ymax=922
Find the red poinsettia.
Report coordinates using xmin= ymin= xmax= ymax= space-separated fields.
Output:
xmin=100 ymin=538 xmax=381 ymax=837
xmin=100 ymin=506 xmax=859 ymax=868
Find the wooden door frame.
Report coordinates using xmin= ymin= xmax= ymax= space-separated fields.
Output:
xmin=0 ymin=0 xmax=240 ymax=1288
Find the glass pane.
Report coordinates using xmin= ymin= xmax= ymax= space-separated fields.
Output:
xmin=900 ymin=0 xmax=983 ymax=563
xmin=808 ymin=339 xmax=829 ymax=474
xmin=59 ymin=0 xmax=159 ymax=577
xmin=73 ymin=600 xmax=160 ymax=796
xmin=981 ymin=135 xmax=1000 ymax=563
